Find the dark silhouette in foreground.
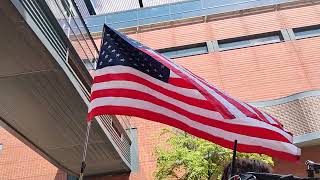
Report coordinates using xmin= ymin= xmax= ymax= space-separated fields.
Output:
xmin=221 ymin=158 xmax=320 ymax=180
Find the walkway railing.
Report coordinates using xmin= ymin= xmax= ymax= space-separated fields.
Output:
xmin=45 ymin=0 xmax=99 ymax=69
xmin=83 ymin=0 xmax=300 ymax=31
xmin=18 ymin=0 xmax=132 ymax=166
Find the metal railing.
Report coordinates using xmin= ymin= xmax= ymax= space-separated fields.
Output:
xmin=45 ymin=0 xmax=99 ymax=68
xmin=47 ymin=0 xmax=136 ymax=138
xmin=48 ymin=0 xmax=134 ymax=165
xmin=100 ymin=115 xmax=132 ymax=164
xmin=83 ymin=0 xmax=300 ymax=31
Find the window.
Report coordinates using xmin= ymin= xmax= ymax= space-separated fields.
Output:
xmin=293 ymin=24 xmax=320 ymax=39
xmin=67 ymin=174 xmax=77 ymax=180
xmin=0 ymin=144 xmax=2 ymax=155
xmin=83 ymin=59 xmax=95 ymax=70
xmin=158 ymin=43 xmax=208 ymax=59
xmin=218 ymin=32 xmax=283 ymax=51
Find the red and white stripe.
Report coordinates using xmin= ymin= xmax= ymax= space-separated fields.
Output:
xmin=88 ymin=49 xmax=300 ymax=161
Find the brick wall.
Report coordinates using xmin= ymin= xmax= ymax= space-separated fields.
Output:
xmin=128 ymin=119 xmax=169 ymax=180
xmin=0 ymin=128 xmax=65 ymax=180
xmin=273 ymin=145 xmax=320 ymax=178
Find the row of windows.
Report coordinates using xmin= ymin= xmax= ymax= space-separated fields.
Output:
xmin=82 ymin=24 xmax=320 ymax=69
xmin=158 ymin=24 xmax=320 ymax=59
xmin=84 ymin=0 xmax=294 ymax=31
xmin=157 ymin=31 xmax=284 ymax=59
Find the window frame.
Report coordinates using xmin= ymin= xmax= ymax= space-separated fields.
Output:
xmin=218 ymin=31 xmax=284 ymax=51
xmin=293 ymin=24 xmax=320 ymax=40
xmin=157 ymin=43 xmax=208 ymax=59
xmin=83 ymin=59 xmax=95 ymax=70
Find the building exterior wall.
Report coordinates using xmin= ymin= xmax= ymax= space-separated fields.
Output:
xmin=122 ymin=4 xmax=320 ymax=179
xmin=273 ymin=145 xmax=320 ymax=177
xmin=0 ymin=128 xmax=66 ymax=180
xmin=1 ymin=2 xmax=320 ymax=180
xmin=258 ymin=94 xmax=320 ymax=136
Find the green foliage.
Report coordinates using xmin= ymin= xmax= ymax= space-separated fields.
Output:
xmin=154 ymin=129 xmax=273 ymax=180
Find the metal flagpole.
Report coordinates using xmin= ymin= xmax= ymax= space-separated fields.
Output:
xmin=230 ymin=140 xmax=238 ymax=179
xmin=79 ymin=121 xmax=92 ymax=180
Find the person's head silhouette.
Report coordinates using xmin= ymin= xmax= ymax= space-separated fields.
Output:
xmin=221 ymin=158 xmax=272 ymax=180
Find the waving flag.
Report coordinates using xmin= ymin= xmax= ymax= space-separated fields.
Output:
xmin=88 ymin=24 xmax=300 ymax=161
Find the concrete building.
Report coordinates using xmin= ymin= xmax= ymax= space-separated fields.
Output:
xmin=0 ymin=0 xmax=320 ymax=179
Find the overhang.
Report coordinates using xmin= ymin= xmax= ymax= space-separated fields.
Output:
xmin=251 ymin=90 xmax=320 ymax=147
xmin=0 ymin=0 xmax=131 ymax=176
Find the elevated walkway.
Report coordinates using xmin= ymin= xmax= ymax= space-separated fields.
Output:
xmin=0 ymin=0 xmax=132 ymax=176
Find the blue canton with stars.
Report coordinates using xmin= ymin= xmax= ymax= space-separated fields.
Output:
xmin=97 ymin=24 xmax=170 ymax=82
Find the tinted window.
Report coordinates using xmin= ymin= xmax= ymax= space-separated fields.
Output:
xmin=171 ymin=0 xmax=201 ymax=13
xmin=159 ymin=43 xmax=208 ymax=59
xmin=293 ymin=25 xmax=320 ymax=39
xmin=138 ymin=5 xmax=170 ymax=18
xmin=67 ymin=174 xmax=78 ymax=180
xmin=111 ymin=11 xmax=137 ymax=22
xmin=83 ymin=60 xmax=95 ymax=70
xmin=218 ymin=32 xmax=283 ymax=51
xmin=85 ymin=15 xmax=105 ymax=27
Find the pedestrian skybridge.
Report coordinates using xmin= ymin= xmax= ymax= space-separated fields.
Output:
xmin=0 ymin=0 xmax=133 ymax=177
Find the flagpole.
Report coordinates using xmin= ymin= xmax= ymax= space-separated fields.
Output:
xmin=230 ymin=140 xmax=238 ymax=178
xmin=78 ymin=23 xmax=102 ymax=180
xmin=79 ymin=121 xmax=92 ymax=180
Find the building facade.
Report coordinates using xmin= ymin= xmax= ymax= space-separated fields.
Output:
xmin=1 ymin=0 xmax=320 ymax=179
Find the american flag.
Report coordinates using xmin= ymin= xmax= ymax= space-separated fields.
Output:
xmin=88 ymin=24 xmax=300 ymax=161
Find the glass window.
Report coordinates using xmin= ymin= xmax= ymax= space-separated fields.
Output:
xmin=293 ymin=25 xmax=320 ymax=39
xmin=83 ymin=60 xmax=95 ymax=70
xmin=88 ymin=25 xmax=104 ymax=33
xmin=0 ymin=144 xmax=2 ymax=155
xmin=112 ymin=20 xmax=138 ymax=29
xmin=204 ymin=0 xmax=238 ymax=8
xmin=172 ymin=10 xmax=204 ymax=20
xmin=218 ymin=32 xmax=283 ymax=51
xmin=159 ymin=43 xmax=208 ymax=59
xmin=67 ymin=174 xmax=78 ymax=180
xmin=138 ymin=5 xmax=170 ymax=18
xmin=138 ymin=15 xmax=171 ymax=25
xmin=85 ymin=15 xmax=105 ymax=27
xmin=219 ymin=39 xmax=251 ymax=50
xmin=170 ymin=0 xmax=201 ymax=13
xmin=84 ymin=0 xmax=294 ymax=31
xmin=111 ymin=10 xmax=138 ymax=22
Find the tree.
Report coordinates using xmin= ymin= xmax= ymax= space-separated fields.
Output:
xmin=154 ymin=129 xmax=273 ymax=180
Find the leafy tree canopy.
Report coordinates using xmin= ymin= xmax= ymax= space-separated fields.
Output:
xmin=154 ymin=129 xmax=273 ymax=180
